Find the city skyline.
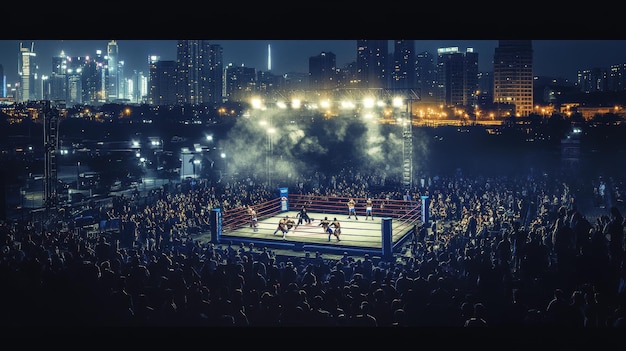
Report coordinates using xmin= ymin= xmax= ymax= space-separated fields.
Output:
xmin=2 ymin=40 xmax=626 ymax=85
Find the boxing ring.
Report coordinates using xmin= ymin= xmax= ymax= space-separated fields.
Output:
xmin=208 ymin=189 xmax=425 ymax=260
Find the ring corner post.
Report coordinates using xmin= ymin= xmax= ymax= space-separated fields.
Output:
xmin=420 ymin=195 xmax=430 ymax=228
xmin=279 ymin=187 xmax=289 ymax=212
xmin=210 ymin=208 xmax=222 ymax=244
xmin=382 ymin=217 xmax=393 ymax=260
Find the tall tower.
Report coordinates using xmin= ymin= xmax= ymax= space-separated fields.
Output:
xmin=267 ymin=44 xmax=271 ymax=71
xmin=176 ymin=41 xmax=223 ymax=105
xmin=308 ymin=51 xmax=337 ymax=91
xmin=0 ymin=64 xmax=5 ymax=98
xmin=607 ymin=63 xmax=626 ymax=92
xmin=81 ymin=51 xmax=108 ymax=105
xmin=207 ymin=44 xmax=224 ymax=104
xmin=148 ymin=55 xmax=160 ymax=105
xmin=392 ymin=40 xmax=416 ymax=91
xmin=66 ymin=56 xmax=85 ymax=105
xmin=117 ymin=60 xmax=126 ymax=101
xmin=176 ymin=40 xmax=205 ymax=104
xmin=415 ymin=50 xmax=437 ymax=103
xmin=50 ymin=50 xmax=68 ymax=102
xmin=577 ymin=68 xmax=607 ymax=93
xmin=131 ymin=69 xmax=148 ymax=103
xmin=493 ymin=40 xmax=533 ymax=117
xmin=356 ymin=40 xmax=388 ymax=89
xmin=224 ymin=64 xmax=256 ymax=102
xmin=149 ymin=56 xmax=178 ymax=105
xmin=464 ymin=49 xmax=479 ymax=108
xmin=436 ymin=47 xmax=479 ymax=108
xmin=18 ymin=42 xmax=38 ymax=102
xmin=107 ymin=40 xmax=120 ymax=101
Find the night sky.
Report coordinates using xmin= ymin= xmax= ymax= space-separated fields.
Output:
xmin=2 ymin=40 xmax=626 ymax=85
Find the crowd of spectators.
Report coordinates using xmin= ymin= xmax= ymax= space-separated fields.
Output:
xmin=1 ymin=166 xmax=625 ymax=332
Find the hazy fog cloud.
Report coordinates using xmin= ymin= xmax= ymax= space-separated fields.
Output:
xmin=218 ymin=108 xmax=429 ymax=185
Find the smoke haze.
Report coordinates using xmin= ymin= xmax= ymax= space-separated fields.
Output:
xmin=218 ymin=108 xmax=430 ymax=186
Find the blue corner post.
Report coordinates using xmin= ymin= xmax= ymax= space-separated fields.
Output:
xmin=420 ymin=195 xmax=430 ymax=228
xmin=210 ymin=208 xmax=222 ymax=244
xmin=382 ymin=217 xmax=393 ymax=260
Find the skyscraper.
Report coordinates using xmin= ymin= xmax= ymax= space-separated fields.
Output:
xmin=207 ymin=44 xmax=224 ymax=104
xmin=81 ymin=58 xmax=99 ymax=104
xmin=391 ymin=40 xmax=416 ymax=91
xmin=493 ymin=40 xmax=533 ymax=117
xmin=49 ymin=50 xmax=67 ymax=102
xmin=308 ymin=51 xmax=337 ymax=91
xmin=436 ymin=47 xmax=479 ymax=108
xmin=149 ymin=58 xmax=177 ymax=106
xmin=0 ymin=64 xmax=4 ymax=98
xmin=148 ymin=55 xmax=160 ymax=105
xmin=65 ymin=56 xmax=85 ymax=105
xmin=177 ymin=40 xmax=202 ymax=104
xmin=224 ymin=63 xmax=256 ymax=102
xmin=81 ymin=50 xmax=108 ymax=104
xmin=356 ymin=40 xmax=388 ymax=89
xmin=415 ymin=51 xmax=437 ymax=104
xmin=607 ymin=63 xmax=626 ymax=92
xmin=465 ymin=49 xmax=479 ymax=108
xmin=117 ymin=59 xmax=126 ymax=102
xmin=18 ymin=42 xmax=38 ymax=102
xmin=131 ymin=69 xmax=148 ymax=104
xmin=577 ymin=68 xmax=607 ymax=93
xmin=107 ymin=40 xmax=120 ymax=100
xmin=176 ymin=40 xmax=223 ymax=105
xmin=477 ymin=71 xmax=493 ymax=107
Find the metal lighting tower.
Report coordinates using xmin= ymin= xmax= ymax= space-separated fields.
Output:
xmin=402 ymin=89 xmax=419 ymax=189
xmin=267 ymin=125 xmax=275 ymax=187
xmin=43 ymin=100 xmax=59 ymax=212
xmin=402 ymin=107 xmax=412 ymax=189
